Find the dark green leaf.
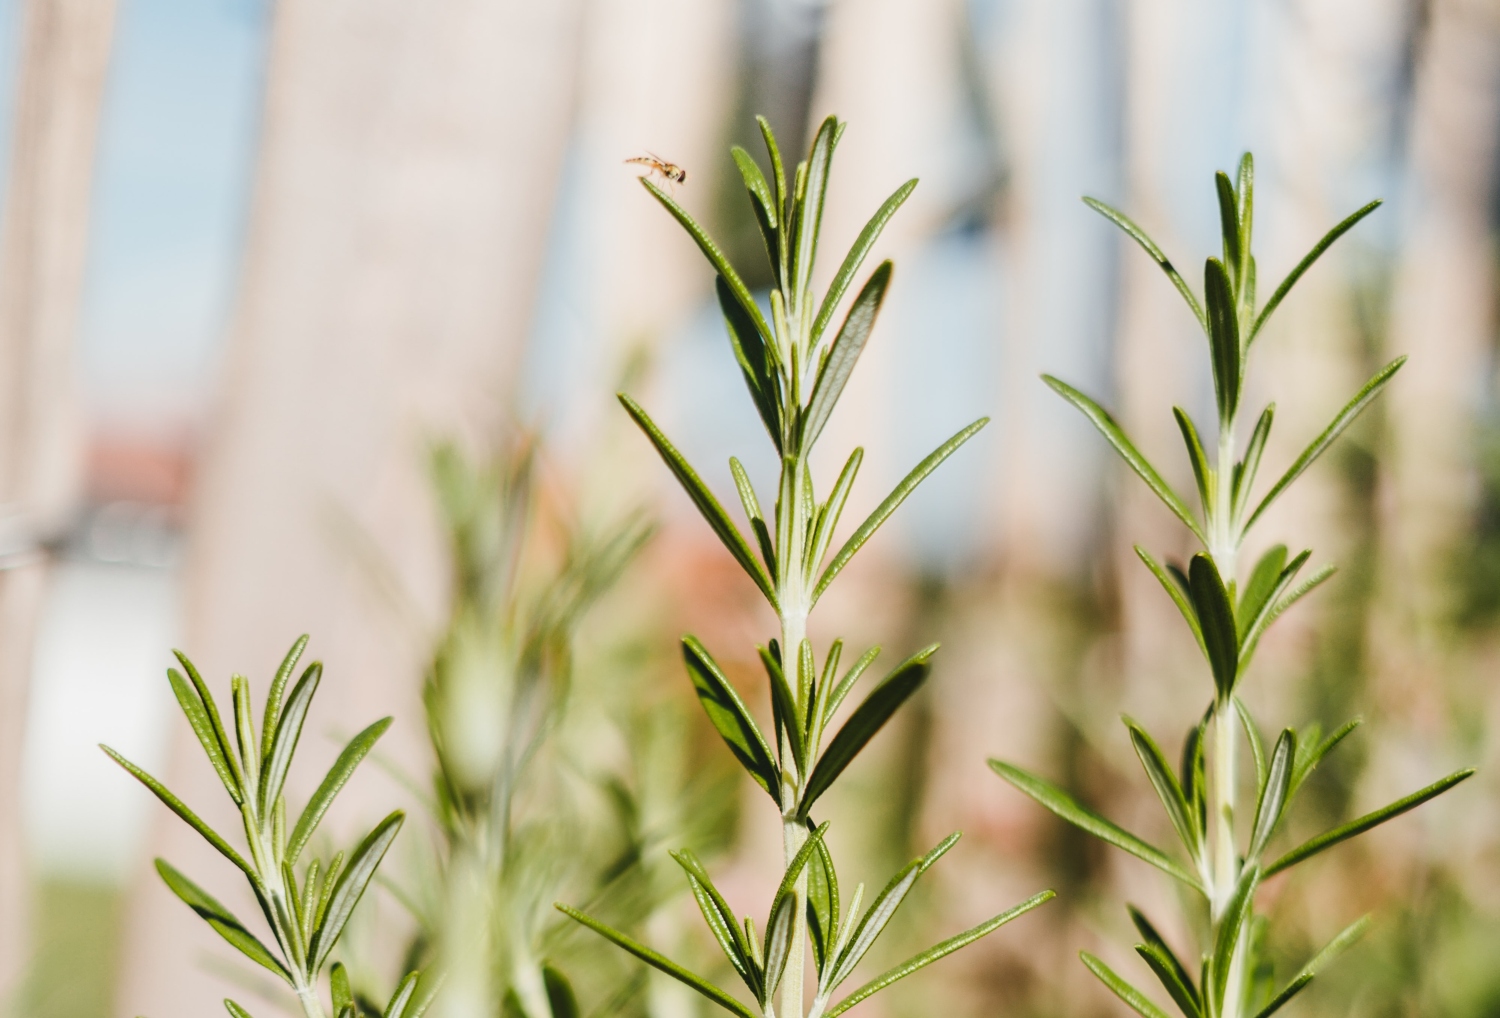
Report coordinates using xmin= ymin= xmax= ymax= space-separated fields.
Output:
xmin=1236 ymin=545 xmax=1287 ymax=634
xmin=1215 ymin=172 xmax=1241 ymax=282
xmin=1125 ymin=717 xmax=1201 ymax=861
xmin=757 ymin=116 xmax=787 ymax=226
xmin=1265 ymin=769 xmax=1475 ymax=877
xmin=732 ymin=146 xmax=780 ymax=283
xmin=287 ymin=716 xmax=392 ymax=865
xmin=1290 ymin=719 xmax=1360 ymax=796
xmin=1044 ymin=377 xmax=1205 ymax=542
xmin=813 ymin=179 xmax=917 ymax=345
xmin=1081 ymin=952 xmax=1174 ymax=1018
xmin=989 ymin=760 xmax=1204 ymax=891
xmin=1204 ymin=259 xmax=1241 ymax=422
xmin=825 ymin=890 xmax=1054 ymax=1016
xmin=715 ymin=276 xmax=784 ymax=452
xmin=1252 ymin=915 xmax=1370 ymax=1018
xmin=1245 ymin=358 xmax=1405 ymax=531
xmin=174 ymin=650 xmax=246 ymax=799
xmin=331 ymin=962 xmax=354 ymax=1014
xmin=1236 ymin=549 xmax=1309 ymax=660
xmin=259 ymin=662 xmax=320 ymax=818
xmin=760 ymin=644 xmax=805 ymax=778
xmin=800 ymin=648 xmax=935 ymax=817
xmin=775 ymin=822 xmax=830 ymax=913
xmin=310 ymin=810 xmax=405 ymax=970
xmin=761 ymin=891 xmax=796 ymax=1004
xmin=1083 ymin=197 xmax=1206 ymax=329
xmin=1249 ymin=731 xmax=1295 ymax=858
xmin=790 ymin=116 xmax=839 ymax=304
xmin=555 ymin=904 xmax=758 ymax=1018
xmin=803 ymin=262 xmax=892 ymax=450
xmin=1236 ymin=155 xmax=1255 ymax=283
xmin=1173 ymin=409 xmax=1214 ymax=515
xmin=619 ymin=395 xmax=779 ymax=608
xmin=1128 ymin=906 xmax=1200 ymax=1018
xmin=261 ymin=635 xmax=309 ymax=763
xmin=543 ymin=967 xmax=578 ymax=1018
xmin=683 ymin=637 xmax=779 ymax=803
xmin=155 ymin=859 xmax=291 ymax=983
xmin=825 ymin=645 xmax=879 ymax=723
xmin=1251 ymin=200 xmax=1382 ymax=341
xmin=103 ymin=746 xmax=254 ymax=878
xmin=814 ymin=418 xmax=989 ymax=602
xmin=809 ymin=448 xmax=862 ymax=575
xmin=1188 ymin=554 xmax=1238 ymax=696
xmin=808 ymin=832 xmax=839 ymax=973
xmin=674 ymin=850 xmax=760 ymax=997
xmin=1135 ymin=547 xmax=1207 ymax=657
xmin=640 ymin=178 xmax=772 ymax=348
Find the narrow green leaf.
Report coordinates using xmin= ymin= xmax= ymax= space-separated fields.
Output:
xmin=231 ymin=676 xmax=260 ymax=797
xmin=555 ymin=904 xmax=758 ymax=1018
xmin=174 ymin=650 xmax=246 ymax=799
xmin=1128 ymin=906 xmax=1200 ymax=1018
xmin=1204 ymin=259 xmax=1241 ymax=422
xmin=1083 ymin=197 xmax=1206 ymax=328
xmin=103 ymin=746 xmax=254 ymax=878
xmin=988 ymin=760 xmax=1204 ymax=891
xmin=828 ymin=864 xmax=918 ymax=989
xmin=825 ymin=645 xmax=879 ymax=723
xmin=715 ymin=276 xmax=784 ymax=453
xmin=155 ymin=859 xmax=291 ymax=983
xmin=287 ymin=716 xmax=392 ymax=865
xmin=760 ymin=644 xmax=806 ymax=778
xmin=640 ymin=178 xmax=772 ymax=347
xmin=812 ymin=179 xmax=918 ymax=345
xmin=825 ymin=890 xmax=1054 ymax=1016
xmin=1044 ymin=377 xmax=1205 ymax=542
xmin=1233 ymin=405 xmax=1274 ymax=519
xmin=1252 ymin=915 xmax=1371 ymax=1018
xmin=1251 ymin=200 xmax=1382 ymax=341
xmin=1234 ymin=697 xmax=1268 ymax=793
xmin=1125 ymin=717 xmax=1201 ymax=861
xmin=1211 ymin=866 xmax=1259 ymax=1014
xmin=1290 ymin=719 xmax=1360 ymax=796
xmin=1182 ymin=717 xmax=1209 ymax=836
xmin=1235 ymin=545 xmax=1288 ymax=634
xmin=619 ymin=394 xmax=779 ymax=608
xmin=808 ymin=832 xmax=839 ymax=973
xmin=757 ymin=116 xmax=787 ymax=220
xmin=1240 ymin=557 xmax=1331 ymax=668
xmin=675 ymin=853 xmax=760 ymax=998
xmin=1081 ymin=952 xmax=1174 ymax=1018
xmin=168 ymin=669 xmax=242 ymax=806
xmin=791 ymin=116 xmax=839 ymax=308
xmin=800 ymin=648 xmax=935 ymax=817
xmin=1136 ymin=943 xmax=1202 ymax=1018
xmin=331 ymin=961 xmax=354 ymax=1014
xmin=774 ymin=822 xmax=830 ymax=920
xmin=1245 ymin=357 xmax=1405 ymax=532
xmin=224 ymin=1000 xmax=255 ymax=1018
xmin=803 ymin=261 xmax=892 ymax=450
xmin=683 ymin=637 xmax=779 ymax=803
xmin=1188 ymin=554 xmax=1238 ymax=696
xmin=814 ymin=418 xmax=989 ymax=602
xmin=809 ymin=448 xmax=862 ymax=575
xmin=1135 ymin=546 xmax=1207 ymax=657
xmin=1265 ymin=769 xmax=1475 ymax=877
xmin=259 ymin=662 xmax=321 ymax=818
xmin=261 ymin=635 xmax=309 ymax=763
xmin=732 ymin=145 xmax=780 ymax=285
xmin=385 ymin=972 xmax=421 ymax=1018
xmin=1236 ymin=155 xmax=1255 ymax=285
xmin=1173 ymin=409 xmax=1214 ymax=515
xmin=1249 ymin=731 xmax=1295 ymax=858
xmin=761 ymin=891 xmax=797 ymax=1004
xmin=1215 ymin=172 xmax=1241 ymax=281
xmin=310 ymin=810 xmax=405 ymax=970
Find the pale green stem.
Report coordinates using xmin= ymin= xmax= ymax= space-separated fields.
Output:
xmin=1210 ymin=699 xmax=1238 ymax=918
xmin=295 ymin=984 xmax=328 ymax=1018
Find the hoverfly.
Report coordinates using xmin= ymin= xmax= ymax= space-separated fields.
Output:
xmin=625 ymin=152 xmax=687 ymax=185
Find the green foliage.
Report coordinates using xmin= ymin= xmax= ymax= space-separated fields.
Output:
xmin=558 ymin=115 xmax=1052 ymax=1016
xmin=103 ymin=639 xmax=418 ymax=1018
xmin=991 ymin=155 xmax=1474 ymax=1018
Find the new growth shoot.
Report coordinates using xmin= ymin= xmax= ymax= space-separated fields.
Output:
xmin=558 ymin=116 xmax=1053 ymax=1017
xmin=991 ymin=155 xmax=1475 ymax=1018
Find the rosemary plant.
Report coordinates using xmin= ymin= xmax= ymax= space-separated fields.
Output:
xmin=416 ymin=439 xmax=656 ymax=1018
xmin=102 ymin=639 xmax=423 ymax=1018
xmin=557 ymin=116 xmax=1053 ymax=1017
xmin=990 ymin=156 xmax=1476 ymax=1018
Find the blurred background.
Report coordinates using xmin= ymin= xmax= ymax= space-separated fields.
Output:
xmin=0 ymin=0 xmax=1497 ymax=1015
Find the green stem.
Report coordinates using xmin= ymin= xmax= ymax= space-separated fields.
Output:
xmin=295 ymin=984 xmax=327 ymax=1018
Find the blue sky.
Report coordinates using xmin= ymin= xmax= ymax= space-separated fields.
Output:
xmin=0 ymin=0 xmax=268 ymax=428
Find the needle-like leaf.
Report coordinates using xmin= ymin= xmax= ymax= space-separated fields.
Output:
xmin=803 ymin=261 xmax=891 ymax=450
xmin=156 ymin=859 xmax=291 ymax=983
xmin=1249 ymin=731 xmax=1295 ymax=858
xmin=259 ymin=661 xmax=320 ymax=818
xmin=1251 ymin=915 xmax=1371 ymax=1018
xmin=989 ymin=760 xmax=1204 ymax=892
xmin=1250 ymin=200 xmax=1382 ymax=341
xmin=309 ymin=810 xmax=404 ymax=970
xmin=813 ymin=179 xmax=917 ymax=345
xmin=1083 ymin=197 xmax=1206 ymax=329
xmin=683 ymin=637 xmax=780 ymax=803
xmin=1082 ymin=952 xmax=1175 ymax=1018
xmin=1044 ymin=377 xmax=1205 ymax=542
xmin=103 ymin=746 xmax=255 ymax=879
xmin=261 ymin=635 xmax=309 ymax=763
xmin=1125 ymin=717 xmax=1201 ymax=860
xmin=287 ymin=716 xmax=392 ymax=865
xmin=1188 ymin=554 xmax=1238 ymax=697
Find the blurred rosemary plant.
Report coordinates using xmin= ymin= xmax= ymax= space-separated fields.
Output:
xmin=412 ymin=439 xmax=670 ymax=1018
xmin=991 ymin=156 xmax=1475 ymax=1018
xmin=556 ymin=116 xmax=1053 ymax=1017
xmin=102 ymin=639 xmax=420 ymax=1018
